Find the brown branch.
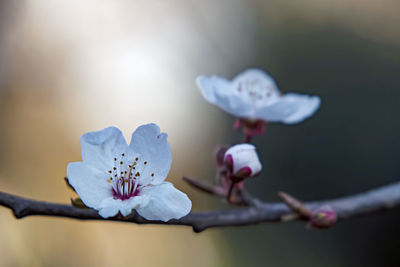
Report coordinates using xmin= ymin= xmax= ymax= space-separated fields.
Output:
xmin=0 ymin=181 xmax=399 ymax=232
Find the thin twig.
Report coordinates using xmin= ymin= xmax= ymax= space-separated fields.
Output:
xmin=183 ymin=176 xmax=262 ymax=207
xmin=182 ymin=176 xmax=226 ymax=197
xmin=226 ymin=182 xmax=236 ymax=203
xmin=278 ymin=191 xmax=312 ymax=219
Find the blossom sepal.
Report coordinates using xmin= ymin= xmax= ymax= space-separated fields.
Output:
xmin=234 ymin=118 xmax=266 ymax=141
xmin=214 ymin=145 xmax=230 ymax=169
xmin=70 ymin=198 xmax=89 ymax=209
xmin=232 ymin=167 xmax=252 ymax=181
xmin=64 ymin=177 xmax=76 ymax=193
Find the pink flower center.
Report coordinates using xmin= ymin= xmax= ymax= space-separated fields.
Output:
xmin=112 ymin=177 xmax=140 ymax=200
xmin=106 ymin=153 xmax=155 ymax=201
xmin=236 ymin=79 xmax=278 ymax=102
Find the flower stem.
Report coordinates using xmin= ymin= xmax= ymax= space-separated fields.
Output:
xmin=227 ymin=181 xmax=237 ymax=203
xmin=243 ymin=134 xmax=252 ymax=143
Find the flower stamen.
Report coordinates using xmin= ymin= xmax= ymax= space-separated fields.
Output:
xmin=108 ymin=154 xmax=154 ymax=200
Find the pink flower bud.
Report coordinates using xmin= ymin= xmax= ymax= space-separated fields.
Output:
xmin=310 ymin=205 xmax=337 ymax=229
xmin=224 ymin=144 xmax=262 ymax=181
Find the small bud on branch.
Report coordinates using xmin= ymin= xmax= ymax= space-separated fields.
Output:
xmin=309 ymin=205 xmax=337 ymax=229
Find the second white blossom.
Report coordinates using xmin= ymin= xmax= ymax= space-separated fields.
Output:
xmin=197 ymin=68 xmax=321 ymax=124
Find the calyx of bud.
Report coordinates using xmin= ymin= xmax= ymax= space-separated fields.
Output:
xmin=234 ymin=118 xmax=266 ymax=142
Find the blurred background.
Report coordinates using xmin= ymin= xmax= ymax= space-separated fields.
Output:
xmin=0 ymin=0 xmax=399 ymax=266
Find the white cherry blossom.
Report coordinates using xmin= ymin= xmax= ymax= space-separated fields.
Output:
xmin=197 ymin=68 xmax=321 ymax=124
xmin=67 ymin=124 xmax=191 ymax=221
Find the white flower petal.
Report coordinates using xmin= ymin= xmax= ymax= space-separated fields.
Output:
xmin=129 ymin=123 xmax=171 ymax=185
xmin=136 ymin=182 xmax=192 ymax=222
xmin=81 ymin=126 xmax=128 ymax=170
xmin=197 ymin=75 xmax=254 ymax=118
xmin=256 ymin=93 xmax=320 ymax=124
xmin=98 ymin=196 xmax=145 ymax=218
xmin=196 ymin=75 xmax=229 ymax=103
xmin=67 ymin=162 xmax=112 ymax=209
xmin=255 ymin=99 xmax=299 ymax=122
xmin=231 ymin=68 xmax=279 ymax=94
xmin=98 ymin=203 xmax=120 ymax=218
xmin=213 ymin=90 xmax=255 ymax=117
xmin=281 ymin=93 xmax=321 ymax=124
